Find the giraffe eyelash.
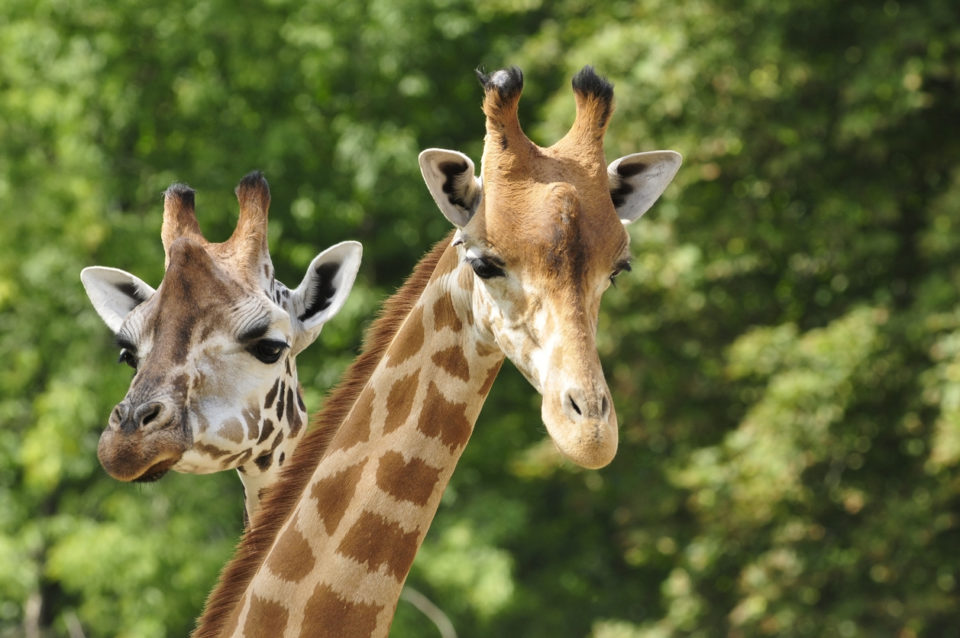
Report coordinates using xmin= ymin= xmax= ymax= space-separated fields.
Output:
xmin=609 ymin=260 xmax=632 ymax=285
xmin=461 ymin=243 xmax=506 ymax=280
xmin=115 ymin=336 xmax=139 ymax=369
xmin=467 ymin=256 xmax=506 ymax=279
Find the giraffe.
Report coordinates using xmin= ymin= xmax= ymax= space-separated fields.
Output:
xmin=81 ymin=172 xmax=362 ymax=521
xmin=194 ymin=66 xmax=681 ymax=637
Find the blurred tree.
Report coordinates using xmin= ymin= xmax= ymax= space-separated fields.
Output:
xmin=1 ymin=0 xmax=958 ymax=636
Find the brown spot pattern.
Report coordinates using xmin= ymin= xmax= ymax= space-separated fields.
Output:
xmin=264 ymin=378 xmax=280 ymax=409
xmin=289 ymin=399 xmax=304 ymax=437
xmin=475 ymin=340 xmax=500 ymax=357
xmin=195 ymin=440 xmax=230 ymax=459
xmin=311 ymin=460 xmax=367 ymax=535
xmin=199 ymin=323 xmax=215 ymax=343
xmin=330 ymin=386 xmax=374 ymax=452
xmin=242 ymin=595 xmax=289 ymax=638
xmin=417 ymin=381 xmax=473 ymax=451
xmin=336 ymin=511 xmax=420 ymax=581
xmin=170 ymin=373 xmax=190 ymax=401
xmin=376 ymin=451 xmax=442 ymax=507
xmin=384 ymin=372 xmax=419 ymax=435
xmin=254 ymin=452 xmax=272 ymax=471
xmin=276 ymin=381 xmax=286 ymax=421
xmin=257 ymin=418 xmax=275 ymax=444
xmin=298 ymin=583 xmax=380 ymax=638
xmin=269 ymin=429 xmax=285 ymax=453
xmin=431 ymin=345 xmax=470 ymax=382
xmin=266 ymin=524 xmax=315 ymax=583
xmin=222 ymin=448 xmax=253 ymax=468
xmin=386 ymin=305 xmax=424 ymax=368
xmin=432 ymin=294 xmax=463 ymax=333
xmin=221 ymin=418 xmax=244 ymax=443
xmin=478 ymin=360 xmax=503 ymax=397
xmin=242 ymin=405 xmax=260 ymax=441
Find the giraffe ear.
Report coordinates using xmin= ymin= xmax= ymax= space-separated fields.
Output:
xmin=81 ymin=267 xmax=156 ymax=334
xmin=419 ymin=148 xmax=482 ymax=228
xmin=289 ymin=240 xmax=363 ymax=354
xmin=608 ymin=150 xmax=682 ymax=223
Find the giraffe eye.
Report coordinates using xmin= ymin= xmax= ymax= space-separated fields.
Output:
xmin=468 ymin=256 xmax=505 ymax=280
xmin=116 ymin=336 xmax=139 ymax=370
xmin=117 ymin=348 xmax=139 ymax=370
xmin=248 ymin=339 xmax=288 ymax=364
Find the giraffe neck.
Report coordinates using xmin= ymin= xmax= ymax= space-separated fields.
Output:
xmin=201 ymin=240 xmax=505 ymax=638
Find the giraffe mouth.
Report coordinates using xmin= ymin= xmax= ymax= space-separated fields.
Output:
xmin=132 ymin=457 xmax=179 ymax=483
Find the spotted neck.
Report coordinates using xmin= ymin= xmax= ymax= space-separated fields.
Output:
xmin=196 ymin=237 xmax=504 ymax=637
xmin=233 ymin=361 xmax=308 ymax=523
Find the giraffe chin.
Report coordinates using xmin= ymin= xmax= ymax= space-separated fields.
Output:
xmin=97 ymin=427 xmax=188 ymax=483
xmin=548 ymin=423 xmax=619 ymax=469
xmin=132 ymin=458 xmax=179 ymax=483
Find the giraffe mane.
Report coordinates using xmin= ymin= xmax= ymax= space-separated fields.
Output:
xmin=193 ymin=231 xmax=454 ymax=638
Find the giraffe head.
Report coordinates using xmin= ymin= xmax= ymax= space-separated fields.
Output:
xmin=421 ymin=66 xmax=680 ymax=468
xmin=81 ymin=173 xmax=362 ymax=488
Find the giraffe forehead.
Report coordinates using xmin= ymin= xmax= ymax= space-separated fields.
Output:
xmin=481 ymin=178 xmax=628 ymax=275
xmin=162 ymin=236 xmax=252 ymax=304
xmin=148 ymin=238 xmax=278 ymax=342
xmin=479 ymin=144 xmax=624 ymax=257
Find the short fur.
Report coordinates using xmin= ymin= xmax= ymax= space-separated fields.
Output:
xmin=193 ymin=232 xmax=454 ymax=638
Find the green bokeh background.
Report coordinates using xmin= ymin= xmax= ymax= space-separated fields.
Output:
xmin=1 ymin=0 xmax=959 ymax=635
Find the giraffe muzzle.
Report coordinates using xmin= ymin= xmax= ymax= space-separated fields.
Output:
xmin=99 ymin=398 xmax=188 ymax=481
xmin=542 ymin=382 xmax=619 ymax=469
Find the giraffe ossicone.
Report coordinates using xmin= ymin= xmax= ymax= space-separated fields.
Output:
xmin=81 ymin=172 xmax=362 ymax=519
xmin=195 ymin=66 xmax=680 ymax=637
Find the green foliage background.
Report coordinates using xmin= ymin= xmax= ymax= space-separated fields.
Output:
xmin=2 ymin=0 xmax=959 ymax=636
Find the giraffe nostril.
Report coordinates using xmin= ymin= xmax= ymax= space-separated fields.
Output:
xmin=601 ymin=395 xmax=609 ymax=417
xmin=568 ymin=394 xmax=582 ymax=416
xmin=135 ymin=402 xmax=164 ymax=429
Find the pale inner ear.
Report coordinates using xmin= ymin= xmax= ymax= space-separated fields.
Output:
xmin=419 ymin=148 xmax=482 ymax=228
xmin=290 ymin=240 xmax=363 ymax=353
xmin=608 ymin=150 xmax=682 ymax=224
xmin=80 ymin=266 xmax=156 ymax=333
